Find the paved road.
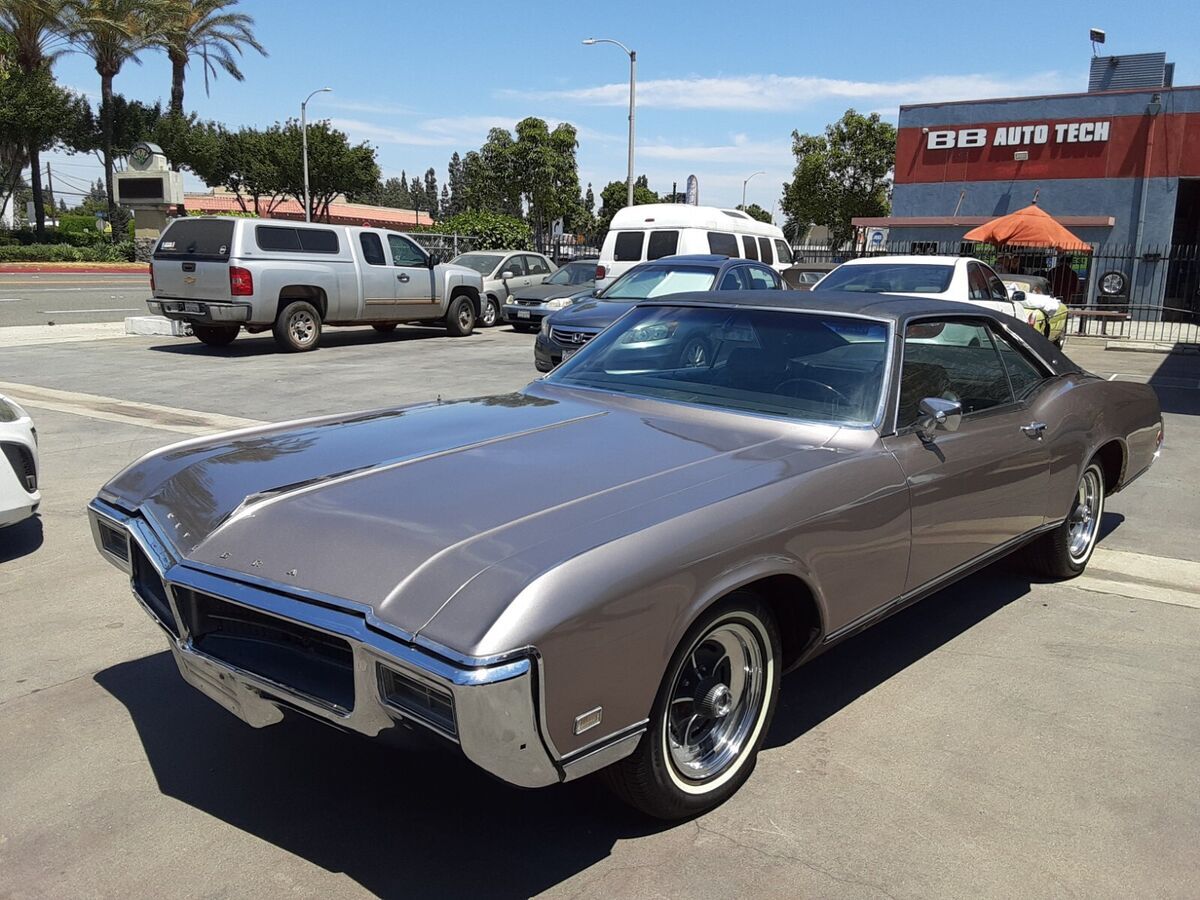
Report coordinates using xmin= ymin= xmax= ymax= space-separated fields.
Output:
xmin=0 ymin=272 xmax=150 ymax=326
xmin=0 ymin=327 xmax=1197 ymax=899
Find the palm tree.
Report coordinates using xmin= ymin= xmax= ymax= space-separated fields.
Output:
xmin=160 ymin=0 xmax=264 ymax=118
xmin=63 ymin=0 xmax=159 ymax=240
xmin=1 ymin=0 xmax=70 ymax=238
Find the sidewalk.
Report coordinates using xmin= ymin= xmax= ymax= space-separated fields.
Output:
xmin=0 ymin=262 xmax=148 ymax=275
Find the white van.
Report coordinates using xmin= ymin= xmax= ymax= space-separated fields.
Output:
xmin=595 ymin=204 xmax=793 ymax=290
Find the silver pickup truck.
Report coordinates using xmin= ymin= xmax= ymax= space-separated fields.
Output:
xmin=148 ymin=217 xmax=485 ymax=351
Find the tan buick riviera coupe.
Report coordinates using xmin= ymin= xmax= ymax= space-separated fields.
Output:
xmin=90 ymin=292 xmax=1162 ymax=819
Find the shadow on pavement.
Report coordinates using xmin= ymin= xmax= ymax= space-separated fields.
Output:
xmin=96 ymin=563 xmax=1047 ymax=897
xmin=0 ymin=515 xmax=43 ymax=563
xmin=145 ymin=325 xmax=482 ymax=358
xmin=1148 ymin=352 xmax=1200 ymax=416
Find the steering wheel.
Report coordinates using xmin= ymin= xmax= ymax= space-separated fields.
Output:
xmin=773 ymin=378 xmax=851 ymax=406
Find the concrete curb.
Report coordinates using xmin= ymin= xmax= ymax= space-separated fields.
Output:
xmin=1104 ymin=340 xmax=1200 ymax=354
xmin=0 ymin=263 xmax=148 ymax=275
xmin=125 ymin=316 xmax=191 ymax=337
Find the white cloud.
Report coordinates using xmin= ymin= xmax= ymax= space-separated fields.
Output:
xmin=330 ymin=114 xmax=621 ymax=150
xmin=326 ymin=99 xmax=415 ymax=116
xmin=503 ymin=71 xmax=1075 ymax=111
xmin=638 ymin=133 xmax=792 ymax=163
xmin=327 ymin=118 xmax=461 ymax=147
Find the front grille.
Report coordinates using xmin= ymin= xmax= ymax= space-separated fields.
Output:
xmin=550 ymin=327 xmax=597 ymax=345
xmin=516 ymin=298 xmax=542 ymax=307
xmin=378 ymin=665 xmax=456 ymax=736
xmin=176 ymin=587 xmax=355 ymax=712
xmin=1 ymin=442 xmax=36 ymax=493
xmin=131 ymin=542 xmax=177 ymax=636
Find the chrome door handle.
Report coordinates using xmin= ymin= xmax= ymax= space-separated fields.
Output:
xmin=397 ymin=274 xmax=410 ymax=283
xmin=1020 ymin=421 xmax=1047 ymax=438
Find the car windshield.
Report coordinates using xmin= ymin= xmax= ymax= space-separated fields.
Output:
xmin=816 ymin=263 xmax=954 ymax=294
xmin=547 ymin=262 xmax=595 ymax=286
xmin=547 ymin=305 xmax=888 ymax=425
xmin=602 ymin=266 xmax=717 ymax=300
xmin=451 ymin=253 xmax=504 ymax=275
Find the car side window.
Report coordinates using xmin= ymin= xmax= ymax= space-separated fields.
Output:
xmin=898 ymin=320 xmax=1016 ymax=428
xmin=990 ymin=327 xmax=1047 ymax=400
xmin=647 ymin=230 xmax=680 ymax=260
xmin=525 ymin=255 xmax=551 ymax=275
xmin=503 ymin=255 xmax=526 ymax=277
xmin=757 ymin=237 xmax=773 ymax=265
xmin=359 ymin=233 xmax=387 ymax=266
xmin=387 ymin=234 xmax=425 ymax=267
xmin=774 ymin=240 xmax=793 ymax=264
xmin=613 ymin=232 xmax=644 ymax=262
xmin=984 ymin=266 xmax=1009 ymax=301
xmin=967 ymin=264 xmax=991 ymax=301
xmin=707 ymin=231 xmax=739 ymax=256
xmin=741 ymin=235 xmax=759 ymax=261
xmin=747 ymin=266 xmax=778 ymax=290
xmin=719 ymin=267 xmax=750 ymax=291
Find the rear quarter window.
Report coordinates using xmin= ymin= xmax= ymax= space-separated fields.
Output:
xmin=154 ymin=219 xmax=234 ymax=261
xmin=613 ymin=231 xmax=645 ymax=262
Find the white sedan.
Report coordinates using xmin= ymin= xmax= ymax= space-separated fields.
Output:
xmin=0 ymin=395 xmax=40 ymax=528
xmin=813 ymin=255 xmax=1042 ymax=328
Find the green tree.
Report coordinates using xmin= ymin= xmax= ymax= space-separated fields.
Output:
xmin=158 ymin=0 xmax=264 ymax=117
xmin=597 ymin=175 xmax=657 ymax=233
xmin=511 ymin=116 xmax=580 ymax=249
xmin=736 ymin=202 xmax=772 ymax=224
xmin=422 ymin=166 xmax=437 ymax=219
xmin=272 ymin=118 xmax=378 ymax=222
xmin=445 ymin=150 xmax=463 ymax=216
xmin=1 ymin=0 xmax=70 ymax=237
xmin=64 ymin=0 xmax=161 ymax=240
xmin=781 ymin=108 xmax=895 ymax=249
xmin=476 ymin=127 xmax=520 ymax=216
xmin=380 ymin=174 xmax=409 ymax=208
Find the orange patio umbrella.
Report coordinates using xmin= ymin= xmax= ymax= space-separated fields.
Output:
xmin=963 ymin=203 xmax=1092 ymax=253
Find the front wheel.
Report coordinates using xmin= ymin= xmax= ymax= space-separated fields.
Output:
xmin=602 ymin=591 xmax=780 ymax=820
xmin=193 ymin=324 xmax=238 ymax=347
xmin=273 ymin=300 xmax=322 ymax=352
xmin=481 ymin=297 xmax=500 ymax=328
xmin=1026 ymin=460 xmax=1106 ymax=578
xmin=444 ymin=295 xmax=475 ymax=337
xmin=372 ymin=323 xmax=398 ymax=334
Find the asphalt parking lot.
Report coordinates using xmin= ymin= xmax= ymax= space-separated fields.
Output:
xmin=0 ymin=272 xmax=151 ymax=327
xmin=1 ymin=322 xmax=1198 ymax=899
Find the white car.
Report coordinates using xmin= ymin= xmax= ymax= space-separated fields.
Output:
xmin=0 ymin=395 xmax=40 ymax=528
xmin=813 ymin=255 xmax=1041 ymax=328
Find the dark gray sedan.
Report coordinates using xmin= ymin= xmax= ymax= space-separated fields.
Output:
xmin=89 ymin=291 xmax=1162 ymax=820
xmin=502 ymin=259 xmax=598 ymax=333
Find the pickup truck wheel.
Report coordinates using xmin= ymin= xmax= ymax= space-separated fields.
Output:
xmin=193 ymin=324 xmax=238 ymax=347
xmin=481 ymin=297 xmax=500 ymax=328
xmin=602 ymin=591 xmax=780 ymax=820
xmin=1026 ymin=460 xmax=1105 ymax=578
xmin=372 ymin=323 xmax=398 ymax=333
xmin=444 ymin=296 xmax=475 ymax=337
xmin=274 ymin=301 xmax=322 ymax=352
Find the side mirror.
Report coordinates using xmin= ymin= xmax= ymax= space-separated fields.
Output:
xmin=917 ymin=397 xmax=962 ymax=437
xmin=1010 ymin=289 xmax=1026 ymax=303
xmin=592 ymin=288 xmax=602 ymax=298
xmin=426 ymin=254 xmax=439 ymax=269
xmin=542 ymin=275 xmax=551 ymax=283
xmin=500 ymin=270 xmax=514 ymax=280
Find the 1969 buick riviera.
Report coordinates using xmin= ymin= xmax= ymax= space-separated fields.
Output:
xmin=89 ymin=292 xmax=1162 ymax=819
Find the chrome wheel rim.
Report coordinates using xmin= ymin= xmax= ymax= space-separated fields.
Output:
xmin=1068 ymin=468 xmax=1102 ymax=562
xmin=483 ymin=300 xmax=497 ymax=326
xmin=289 ymin=310 xmax=316 ymax=346
xmin=681 ymin=339 xmax=708 ymax=367
xmin=666 ymin=622 xmax=765 ymax=783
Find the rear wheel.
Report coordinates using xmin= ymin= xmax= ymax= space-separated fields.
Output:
xmin=444 ymin=295 xmax=475 ymax=337
xmin=481 ymin=297 xmax=500 ymax=328
xmin=193 ymin=324 xmax=238 ymax=347
xmin=372 ymin=323 xmax=398 ymax=333
xmin=273 ymin=300 xmax=322 ymax=352
xmin=602 ymin=591 xmax=780 ymax=820
xmin=1026 ymin=461 xmax=1105 ymax=578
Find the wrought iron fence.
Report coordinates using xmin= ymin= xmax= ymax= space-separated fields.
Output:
xmin=407 ymin=232 xmax=483 ymax=258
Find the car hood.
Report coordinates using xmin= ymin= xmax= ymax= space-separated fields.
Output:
xmin=100 ymin=387 xmax=844 ymax=655
xmin=438 ymin=263 xmax=481 ymax=281
xmin=547 ymin=298 xmax=639 ymax=329
xmin=512 ymin=283 xmax=594 ymax=302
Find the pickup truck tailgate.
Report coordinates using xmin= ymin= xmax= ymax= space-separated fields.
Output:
xmin=153 ymin=219 xmax=237 ymax=299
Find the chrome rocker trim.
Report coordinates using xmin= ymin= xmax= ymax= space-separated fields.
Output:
xmin=88 ymin=499 xmax=562 ymax=789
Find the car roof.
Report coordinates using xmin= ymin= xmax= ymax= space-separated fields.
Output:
xmin=838 ymin=255 xmax=973 ymax=267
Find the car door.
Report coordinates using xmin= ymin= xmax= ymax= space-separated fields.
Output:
xmin=358 ymin=232 xmax=398 ymax=318
xmin=523 ymin=254 xmax=552 ymax=289
xmin=499 ymin=254 xmax=527 ymax=299
xmin=388 ymin=234 xmax=435 ymax=306
xmin=882 ymin=317 xmax=1051 ymax=592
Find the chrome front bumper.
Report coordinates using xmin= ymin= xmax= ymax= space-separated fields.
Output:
xmin=88 ymin=499 xmax=561 ymax=789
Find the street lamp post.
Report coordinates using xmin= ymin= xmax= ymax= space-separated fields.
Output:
xmin=583 ymin=38 xmax=636 ymax=208
xmin=742 ymin=171 xmax=765 ymax=209
xmin=301 ymin=87 xmax=332 ymax=223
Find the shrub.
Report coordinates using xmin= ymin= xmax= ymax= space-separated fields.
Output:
xmin=0 ymin=242 xmax=137 ymax=263
xmin=425 ymin=211 xmax=532 ymax=251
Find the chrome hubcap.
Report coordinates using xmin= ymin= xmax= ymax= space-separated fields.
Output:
xmin=459 ymin=307 xmax=472 ymax=328
xmin=667 ymin=622 xmax=765 ymax=782
xmin=289 ymin=311 xmax=316 ymax=345
xmin=682 ymin=340 xmax=707 ymax=367
xmin=484 ymin=302 xmax=497 ymax=325
xmin=1068 ymin=468 xmax=1102 ymax=562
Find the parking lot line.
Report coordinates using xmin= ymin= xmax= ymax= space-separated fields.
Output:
xmin=0 ymin=381 xmax=264 ymax=435
xmin=40 ymin=307 xmax=141 ymax=314
xmin=1075 ymin=546 xmax=1200 ymax=609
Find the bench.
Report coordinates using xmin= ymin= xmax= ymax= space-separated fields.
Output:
xmin=1068 ymin=308 xmax=1130 ymax=336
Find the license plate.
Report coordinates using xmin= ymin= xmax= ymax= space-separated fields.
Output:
xmin=517 ymin=310 xmax=531 ymax=319
xmin=183 ymin=302 xmax=203 ymax=314
xmin=561 ymin=347 xmax=577 ymax=360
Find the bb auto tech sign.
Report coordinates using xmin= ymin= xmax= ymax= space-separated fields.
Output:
xmin=925 ymin=121 xmax=1111 ymax=149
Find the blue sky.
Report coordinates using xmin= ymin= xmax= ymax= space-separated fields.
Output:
xmin=34 ymin=0 xmax=1200 ymax=220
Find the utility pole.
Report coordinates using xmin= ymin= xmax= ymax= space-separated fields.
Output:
xmin=45 ymin=164 xmax=55 ymax=217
